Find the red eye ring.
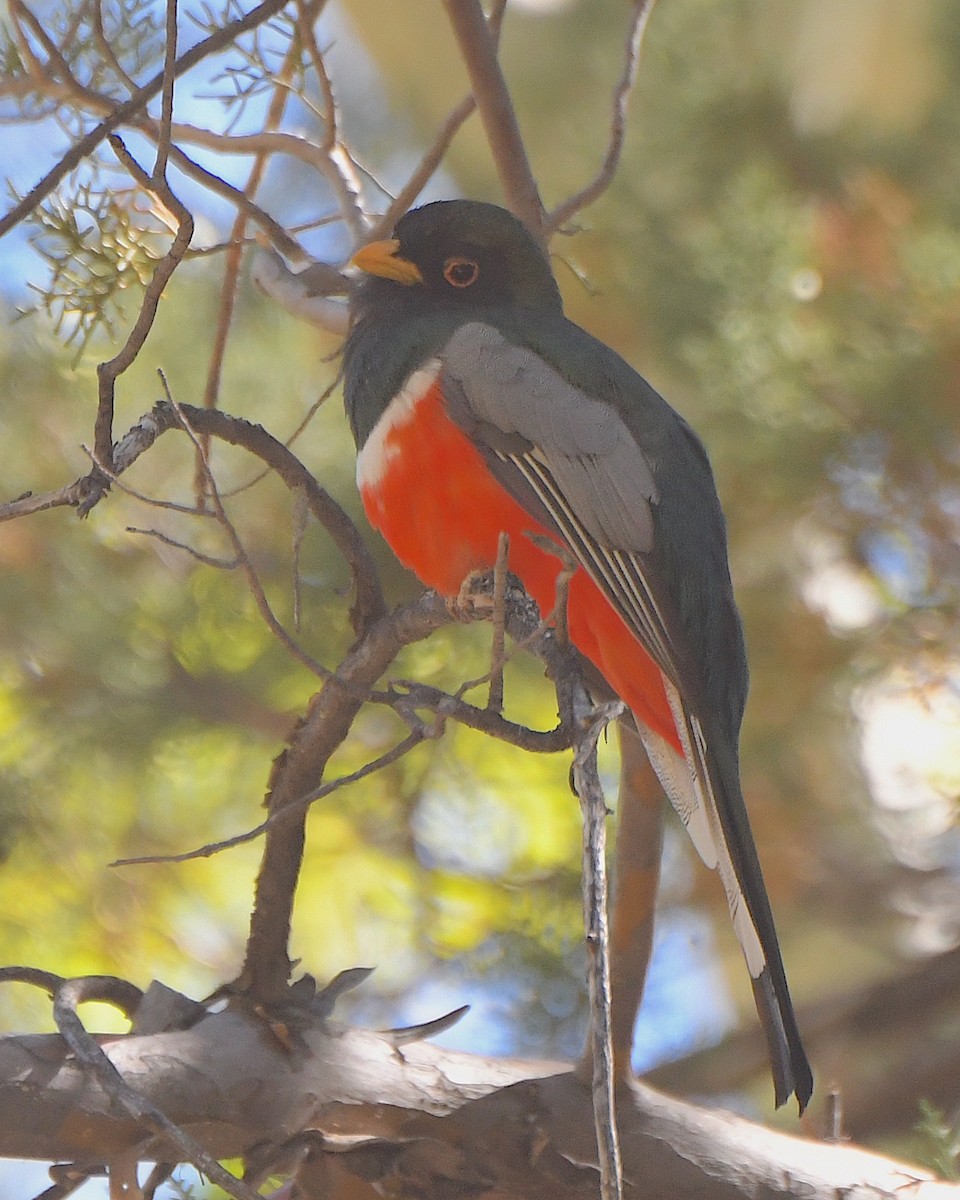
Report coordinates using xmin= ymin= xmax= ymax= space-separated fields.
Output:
xmin=443 ymin=256 xmax=480 ymax=288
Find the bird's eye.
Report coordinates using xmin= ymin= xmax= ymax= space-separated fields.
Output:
xmin=443 ymin=256 xmax=480 ymax=288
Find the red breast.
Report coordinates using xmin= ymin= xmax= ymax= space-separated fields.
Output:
xmin=357 ymin=367 xmax=681 ymax=752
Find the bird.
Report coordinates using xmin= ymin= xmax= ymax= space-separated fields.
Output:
xmin=343 ymin=198 xmax=813 ymax=1113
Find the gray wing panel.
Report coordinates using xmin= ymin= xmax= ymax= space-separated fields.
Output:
xmin=437 ymin=320 xmax=811 ymax=1110
xmin=441 ymin=322 xmax=658 ymax=555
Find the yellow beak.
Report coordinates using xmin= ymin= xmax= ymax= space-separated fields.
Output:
xmin=350 ymin=239 xmax=423 ymax=286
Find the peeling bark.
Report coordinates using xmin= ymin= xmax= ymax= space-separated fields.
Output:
xmin=1 ymin=1001 xmax=955 ymax=1199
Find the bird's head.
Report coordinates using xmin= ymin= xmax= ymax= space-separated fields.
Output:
xmin=349 ymin=200 xmax=563 ymax=319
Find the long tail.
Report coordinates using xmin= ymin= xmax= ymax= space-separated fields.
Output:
xmin=638 ymin=680 xmax=813 ymax=1113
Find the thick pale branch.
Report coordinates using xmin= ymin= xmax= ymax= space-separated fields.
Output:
xmin=51 ymin=979 xmax=259 ymax=1200
xmin=251 ymin=249 xmax=350 ymax=333
xmin=0 ymin=1002 xmax=954 ymax=1200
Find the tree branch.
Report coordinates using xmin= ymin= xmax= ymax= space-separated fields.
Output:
xmin=573 ymin=698 xmax=626 ymax=1200
xmin=441 ymin=0 xmax=545 ymax=244
xmin=547 ymin=0 xmax=656 ymax=233
xmin=52 ymin=979 xmax=261 ymax=1200
xmin=93 ymin=136 xmax=193 ymax=472
xmin=0 ymin=0 xmax=292 ymax=238
xmin=369 ymin=0 xmax=508 ymax=238
xmin=0 ymin=996 xmax=955 ymax=1200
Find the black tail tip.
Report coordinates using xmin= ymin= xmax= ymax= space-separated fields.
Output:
xmin=774 ymin=1059 xmax=813 ymax=1115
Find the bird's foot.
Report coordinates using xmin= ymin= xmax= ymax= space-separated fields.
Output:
xmin=447 ymin=570 xmax=496 ymax=622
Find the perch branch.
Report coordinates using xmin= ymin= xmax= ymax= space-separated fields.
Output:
xmin=384 ymin=680 xmax=571 ymax=752
xmin=240 ymin=569 xmax=591 ymax=1004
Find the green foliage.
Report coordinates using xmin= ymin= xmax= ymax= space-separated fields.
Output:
xmin=21 ymin=174 xmax=165 ymax=356
xmin=915 ymin=1100 xmax=960 ymax=1182
xmin=0 ymin=25 xmax=24 ymax=81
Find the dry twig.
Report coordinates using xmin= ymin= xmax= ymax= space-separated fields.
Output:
xmin=547 ymin=0 xmax=657 ymax=232
xmin=441 ymin=0 xmax=544 ymax=242
xmin=572 ymin=699 xmax=626 ymax=1200
xmin=0 ymin=0 xmax=291 ymax=238
xmin=94 ymin=136 xmax=193 ymax=473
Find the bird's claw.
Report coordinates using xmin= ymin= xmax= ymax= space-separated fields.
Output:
xmin=447 ymin=570 xmax=496 ymax=621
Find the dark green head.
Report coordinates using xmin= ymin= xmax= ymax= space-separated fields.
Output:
xmin=350 ymin=200 xmax=563 ymax=320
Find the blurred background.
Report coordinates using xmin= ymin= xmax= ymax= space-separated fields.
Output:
xmin=1 ymin=0 xmax=959 ymax=1182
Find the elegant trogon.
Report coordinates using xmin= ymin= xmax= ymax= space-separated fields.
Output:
xmin=343 ymin=199 xmax=813 ymax=1112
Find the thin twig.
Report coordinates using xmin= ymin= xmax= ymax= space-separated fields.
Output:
xmin=9 ymin=0 xmax=98 ymax=103
xmin=826 ymin=1087 xmax=845 ymax=1144
xmin=1 ymin=399 xmax=386 ymax=638
xmin=572 ymin=699 xmax=625 ymax=1200
xmin=370 ymin=0 xmax=508 ymax=238
xmin=0 ymin=0 xmax=291 ymax=238
xmin=167 ymin=402 xmax=386 ymax=635
xmin=547 ymin=0 xmax=656 ymax=233
xmin=602 ymin=718 xmax=664 ymax=1074
xmin=0 ymin=965 xmax=65 ymax=994
xmin=216 ymin=370 xmax=342 ymax=500
xmin=160 ymin=380 xmax=331 ymax=681
xmin=487 ymin=532 xmax=509 ymax=714
xmin=195 ymin=2 xmax=311 ymax=502
xmin=41 ymin=1165 xmax=99 ymax=1198
xmin=386 ymin=680 xmax=571 ymax=753
xmin=159 ymin=139 xmax=307 ymax=261
xmin=441 ymin=0 xmax=545 ymax=244
xmin=127 ymin=526 xmax=240 ymax=569
xmin=0 ymin=967 xmax=144 ymax=1017
xmin=80 ymin=443 xmax=213 ymax=516
xmin=114 ymin=730 xmax=427 ymax=867
xmin=92 ymin=0 xmax=138 ymax=92
xmin=94 ymin=136 xmax=194 ymax=472
xmin=153 ymin=0 xmax=178 ymax=183
xmin=370 ymin=95 xmax=475 ymax=239
xmin=294 ymin=0 xmax=366 ymax=239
